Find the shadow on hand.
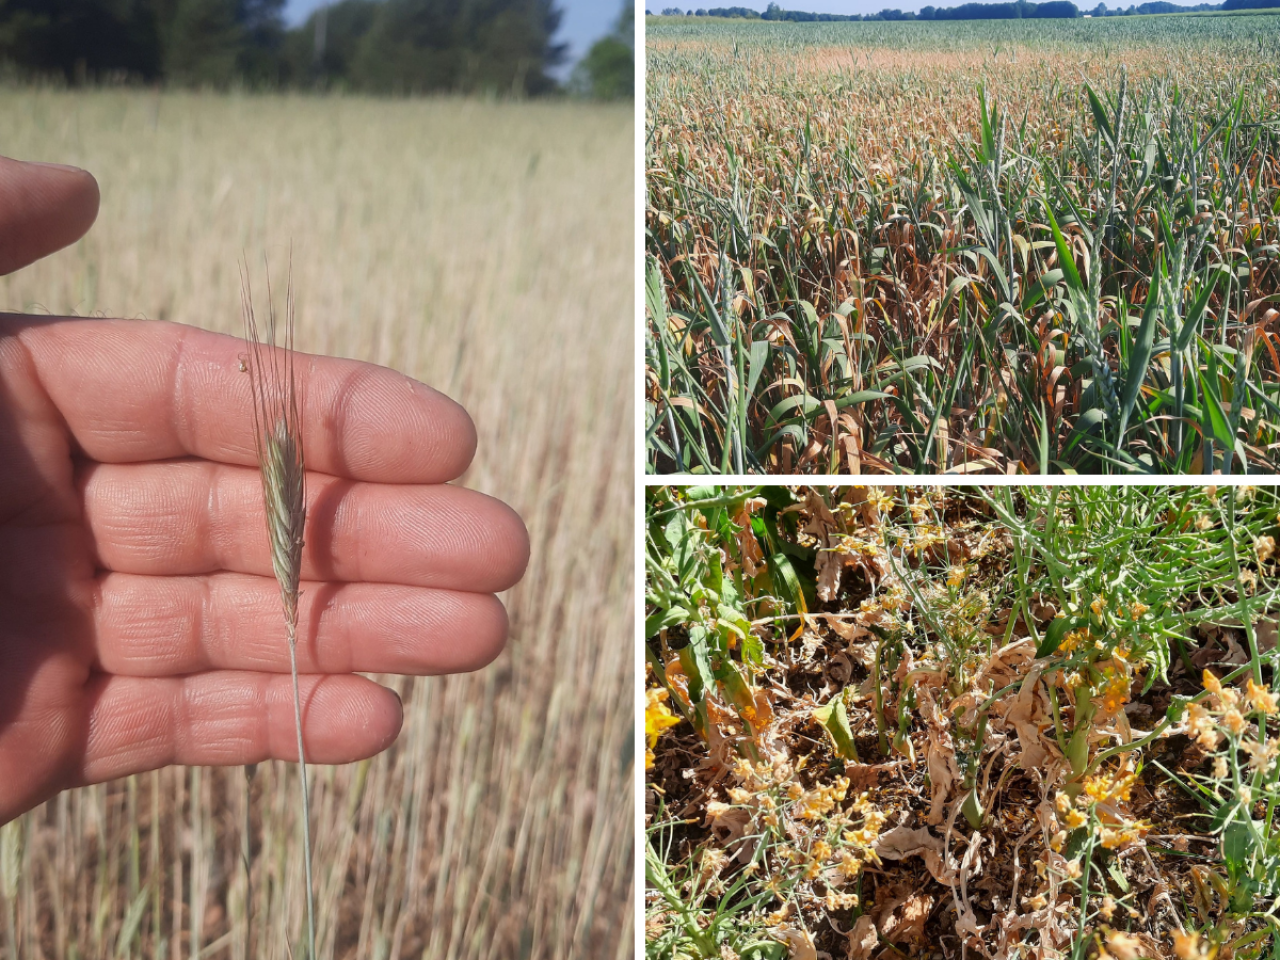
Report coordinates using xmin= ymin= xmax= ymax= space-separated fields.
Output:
xmin=0 ymin=313 xmax=98 ymax=824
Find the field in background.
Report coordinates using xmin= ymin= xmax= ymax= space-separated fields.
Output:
xmin=0 ymin=90 xmax=633 ymax=960
xmin=646 ymin=14 xmax=1280 ymax=474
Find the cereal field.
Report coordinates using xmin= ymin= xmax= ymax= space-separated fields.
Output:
xmin=0 ymin=90 xmax=634 ymax=960
xmin=645 ymin=14 xmax=1280 ymax=474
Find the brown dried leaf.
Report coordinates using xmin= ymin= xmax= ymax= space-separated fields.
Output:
xmin=879 ymin=891 xmax=934 ymax=945
xmin=1006 ymin=664 xmax=1053 ymax=770
xmin=846 ymin=915 xmax=878 ymax=960
xmin=843 ymin=760 xmax=898 ymax=792
xmin=874 ymin=825 xmax=956 ymax=884
xmin=733 ymin=498 xmax=768 ymax=579
xmin=703 ymin=801 xmax=751 ymax=845
xmin=917 ymin=685 xmax=959 ymax=824
xmin=771 ymin=925 xmax=818 ymax=960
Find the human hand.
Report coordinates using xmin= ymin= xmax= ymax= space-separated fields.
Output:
xmin=0 ymin=156 xmax=529 ymax=825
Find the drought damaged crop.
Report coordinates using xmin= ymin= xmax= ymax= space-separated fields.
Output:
xmin=645 ymin=484 xmax=1280 ymax=959
xmin=645 ymin=15 xmax=1280 ymax=474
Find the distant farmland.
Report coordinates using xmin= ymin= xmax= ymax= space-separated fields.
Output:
xmin=645 ymin=13 xmax=1280 ymax=474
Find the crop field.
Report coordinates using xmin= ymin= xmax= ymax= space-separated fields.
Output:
xmin=645 ymin=14 xmax=1280 ymax=474
xmin=645 ymin=484 xmax=1280 ymax=959
xmin=0 ymin=90 xmax=633 ymax=960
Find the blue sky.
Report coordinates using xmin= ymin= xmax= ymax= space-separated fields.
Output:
xmin=283 ymin=0 xmax=626 ymax=77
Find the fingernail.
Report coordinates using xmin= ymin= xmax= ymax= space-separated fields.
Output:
xmin=27 ymin=161 xmax=85 ymax=176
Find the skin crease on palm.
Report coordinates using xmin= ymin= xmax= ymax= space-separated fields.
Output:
xmin=0 ymin=155 xmax=531 ymax=826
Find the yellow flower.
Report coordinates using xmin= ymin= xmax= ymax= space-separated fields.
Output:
xmin=1099 ymin=821 xmax=1148 ymax=849
xmin=1246 ymin=677 xmax=1278 ymax=715
xmin=699 ymin=846 xmax=728 ymax=879
xmin=1173 ymin=931 xmax=1203 ymax=960
xmin=1202 ymin=670 xmax=1223 ymax=695
xmin=1255 ymin=535 xmax=1276 ymax=565
xmin=1212 ymin=756 xmax=1228 ymax=779
xmin=644 ymin=687 xmax=681 ymax=768
xmin=866 ymin=487 xmax=894 ymax=513
xmin=1129 ymin=602 xmax=1149 ymax=620
xmin=1241 ymin=737 xmax=1279 ymax=771
xmin=1060 ymin=628 xmax=1089 ymax=655
xmin=1083 ymin=767 xmax=1137 ymax=805
xmin=826 ymin=891 xmax=859 ymax=910
xmin=838 ymin=850 xmax=862 ymax=879
xmin=1223 ymin=708 xmax=1247 ymax=736
xmin=947 ymin=564 xmax=968 ymax=587
xmin=1065 ymin=808 xmax=1087 ymax=829
xmin=1101 ymin=686 xmax=1127 ymax=715
xmin=1188 ymin=702 xmax=1218 ymax=748
xmin=1091 ymin=596 xmax=1107 ymax=617
xmin=1107 ymin=931 xmax=1143 ymax=960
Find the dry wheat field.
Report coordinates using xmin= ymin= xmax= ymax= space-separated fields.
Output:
xmin=0 ymin=89 xmax=634 ymax=960
xmin=645 ymin=13 xmax=1280 ymax=475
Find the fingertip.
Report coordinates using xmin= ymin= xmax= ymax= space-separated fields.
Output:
xmin=485 ymin=498 xmax=531 ymax=593
xmin=300 ymin=674 xmax=403 ymax=763
xmin=0 ymin=157 xmax=100 ymax=274
xmin=61 ymin=165 xmax=100 ymax=238
xmin=422 ymin=383 xmax=477 ymax=481
xmin=455 ymin=593 xmax=510 ymax=673
xmin=376 ymin=684 xmax=405 ymax=752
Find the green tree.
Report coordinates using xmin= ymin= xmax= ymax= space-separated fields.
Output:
xmin=160 ymin=0 xmax=283 ymax=86
xmin=570 ymin=2 xmax=633 ymax=100
xmin=281 ymin=0 xmax=378 ymax=87
xmin=0 ymin=0 xmax=161 ymax=82
xmin=349 ymin=0 xmax=566 ymax=95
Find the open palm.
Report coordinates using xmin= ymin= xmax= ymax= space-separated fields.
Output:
xmin=0 ymin=157 xmax=529 ymax=825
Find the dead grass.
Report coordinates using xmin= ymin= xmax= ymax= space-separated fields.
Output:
xmin=0 ymin=88 xmax=633 ymax=960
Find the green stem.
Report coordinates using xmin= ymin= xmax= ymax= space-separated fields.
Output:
xmin=287 ymin=615 xmax=316 ymax=960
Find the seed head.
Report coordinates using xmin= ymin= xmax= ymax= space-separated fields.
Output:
xmin=240 ymin=259 xmax=306 ymax=627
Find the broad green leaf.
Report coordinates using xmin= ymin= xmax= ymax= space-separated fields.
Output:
xmin=1036 ymin=617 xmax=1075 ymax=658
xmin=813 ymin=693 xmax=858 ymax=761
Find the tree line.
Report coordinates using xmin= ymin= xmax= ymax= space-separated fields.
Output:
xmin=0 ymin=0 xmax=635 ymax=97
xmin=658 ymin=0 xmax=1275 ymax=18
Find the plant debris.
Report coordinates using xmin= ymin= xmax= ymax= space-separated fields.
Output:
xmin=646 ymin=485 xmax=1280 ymax=960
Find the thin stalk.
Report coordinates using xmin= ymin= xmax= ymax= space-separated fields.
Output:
xmin=286 ymin=612 xmax=316 ymax=960
xmin=241 ymin=258 xmax=316 ymax=960
xmin=241 ymin=765 xmax=255 ymax=960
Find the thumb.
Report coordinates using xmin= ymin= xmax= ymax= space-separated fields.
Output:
xmin=0 ymin=155 xmax=99 ymax=276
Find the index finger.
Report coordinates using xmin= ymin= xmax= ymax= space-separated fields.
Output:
xmin=5 ymin=316 xmax=476 ymax=483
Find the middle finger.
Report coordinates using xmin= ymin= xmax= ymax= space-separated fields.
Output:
xmin=79 ymin=460 xmax=529 ymax=592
